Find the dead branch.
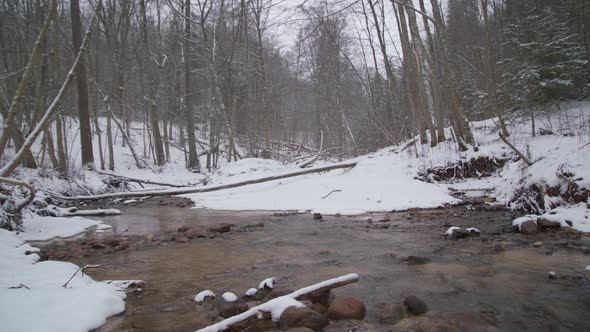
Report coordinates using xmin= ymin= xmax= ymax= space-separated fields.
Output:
xmin=321 ymin=189 xmax=341 ymax=199
xmin=298 ymin=130 xmax=323 ymax=168
xmin=197 ymin=273 xmax=359 ymax=332
xmin=0 ymin=177 xmax=36 ymax=211
xmin=97 ymin=171 xmax=186 ymax=188
xmin=50 ymin=161 xmax=358 ymax=201
xmin=499 ymin=133 xmax=533 ymax=166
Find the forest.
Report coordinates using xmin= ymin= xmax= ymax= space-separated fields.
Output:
xmin=0 ymin=0 xmax=589 ymax=331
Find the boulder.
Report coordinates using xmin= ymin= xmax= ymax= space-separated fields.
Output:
xmin=307 ymin=289 xmax=333 ymax=307
xmin=279 ymin=306 xmax=329 ymax=332
xmin=375 ymin=303 xmax=407 ymax=325
xmin=538 ymin=219 xmax=561 ymax=229
xmin=328 ymin=297 xmax=366 ymax=320
xmin=403 ymin=296 xmax=428 ymax=315
xmin=403 ymin=256 xmax=431 ymax=265
xmin=216 ymin=298 xmax=248 ymax=318
xmin=519 ymin=220 xmax=538 ymax=234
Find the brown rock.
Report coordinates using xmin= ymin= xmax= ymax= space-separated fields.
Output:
xmin=174 ymin=234 xmax=189 ymax=243
xmin=310 ymin=303 xmax=328 ymax=315
xmin=328 ymin=297 xmax=366 ymax=320
xmin=403 ymin=296 xmax=428 ymax=315
xmin=307 ymin=289 xmax=333 ymax=307
xmin=538 ymin=219 xmax=561 ymax=229
xmin=519 ymin=220 xmax=538 ymax=234
xmin=209 ymin=224 xmax=231 ymax=233
xmin=216 ymin=299 xmax=248 ymax=318
xmin=375 ymin=303 xmax=407 ymax=325
xmin=585 ymin=272 xmax=590 ymax=281
xmin=279 ymin=306 xmax=328 ymax=331
xmin=116 ymin=240 xmax=130 ymax=251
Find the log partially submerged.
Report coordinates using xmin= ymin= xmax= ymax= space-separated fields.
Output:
xmin=51 ymin=161 xmax=358 ymax=201
xmin=97 ymin=171 xmax=186 ymax=188
xmin=197 ymin=273 xmax=360 ymax=332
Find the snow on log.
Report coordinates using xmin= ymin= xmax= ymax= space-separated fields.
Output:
xmin=196 ymin=273 xmax=359 ymax=332
xmin=51 ymin=161 xmax=358 ymax=201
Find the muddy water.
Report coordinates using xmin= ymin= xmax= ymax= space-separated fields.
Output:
xmin=73 ymin=200 xmax=590 ymax=332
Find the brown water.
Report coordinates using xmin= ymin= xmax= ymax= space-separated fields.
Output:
xmin=72 ymin=200 xmax=590 ymax=332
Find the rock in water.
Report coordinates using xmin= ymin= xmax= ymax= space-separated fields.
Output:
xmin=547 ymin=271 xmax=557 ymax=280
xmin=403 ymin=296 xmax=428 ymax=315
xmin=312 ymin=213 xmax=323 ymax=220
xmin=279 ymin=307 xmax=329 ymax=331
xmin=533 ymin=241 xmax=543 ymax=248
xmin=216 ymin=298 xmax=248 ymax=318
xmin=328 ymin=297 xmax=366 ymax=320
xmin=403 ymin=255 xmax=432 ymax=265
xmin=519 ymin=220 xmax=538 ymax=234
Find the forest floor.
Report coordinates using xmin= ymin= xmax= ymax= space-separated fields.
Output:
xmin=35 ymin=197 xmax=590 ymax=331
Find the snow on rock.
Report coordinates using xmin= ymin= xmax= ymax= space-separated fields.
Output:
xmin=18 ymin=214 xmax=110 ymax=241
xmin=466 ymin=227 xmax=481 ymax=234
xmin=0 ymin=229 xmax=125 ymax=332
xmin=585 ymin=265 xmax=590 ymax=271
xmin=222 ymin=292 xmax=238 ymax=302
xmin=258 ymin=277 xmax=276 ymax=289
xmin=197 ymin=273 xmax=359 ymax=332
xmin=512 ymin=203 xmax=590 ymax=233
xmin=445 ymin=226 xmax=460 ymax=236
xmin=195 ymin=290 xmax=216 ymax=303
xmin=245 ymin=288 xmax=257 ymax=297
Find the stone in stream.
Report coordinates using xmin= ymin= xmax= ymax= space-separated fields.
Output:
xmin=327 ymin=297 xmax=366 ymax=320
xmin=307 ymin=289 xmax=333 ymax=307
xmin=216 ymin=298 xmax=248 ymax=318
xmin=375 ymin=303 xmax=407 ymax=325
xmin=519 ymin=220 xmax=538 ymax=234
xmin=548 ymin=271 xmax=557 ymax=279
xmin=312 ymin=213 xmax=323 ymax=220
xmin=533 ymin=241 xmax=543 ymax=248
xmin=450 ymin=228 xmax=471 ymax=239
xmin=403 ymin=296 xmax=428 ymax=315
xmin=279 ymin=306 xmax=329 ymax=331
xmin=538 ymin=219 xmax=561 ymax=229
xmin=403 ymin=255 xmax=432 ymax=265
xmin=209 ymin=224 xmax=231 ymax=233
xmin=173 ymin=234 xmax=188 ymax=243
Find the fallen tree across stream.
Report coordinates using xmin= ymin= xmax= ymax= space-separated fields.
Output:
xmin=50 ymin=161 xmax=358 ymax=201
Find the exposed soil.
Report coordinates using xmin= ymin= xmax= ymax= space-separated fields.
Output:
xmin=36 ymin=197 xmax=590 ymax=332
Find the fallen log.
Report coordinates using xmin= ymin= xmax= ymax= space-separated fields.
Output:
xmin=297 ymin=130 xmax=323 ymax=168
xmin=197 ymin=273 xmax=360 ymax=332
xmin=50 ymin=161 xmax=358 ymax=201
xmin=97 ymin=171 xmax=186 ymax=188
xmin=499 ymin=133 xmax=533 ymax=166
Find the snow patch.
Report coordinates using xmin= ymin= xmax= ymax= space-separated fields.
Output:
xmin=222 ymin=292 xmax=238 ymax=302
xmin=258 ymin=277 xmax=276 ymax=289
xmin=0 ymin=229 xmax=125 ymax=332
xmin=445 ymin=226 xmax=460 ymax=236
xmin=245 ymin=288 xmax=258 ymax=297
xmin=18 ymin=214 xmax=109 ymax=241
xmin=195 ymin=290 xmax=215 ymax=303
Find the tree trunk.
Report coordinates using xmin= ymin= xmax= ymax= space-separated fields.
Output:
xmin=70 ymin=0 xmax=95 ymax=170
xmin=184 ymin=0 xmax=200 ymax=171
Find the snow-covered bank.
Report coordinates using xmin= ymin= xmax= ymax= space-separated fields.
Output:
xmin=0 ymin=227 xmax=125 ymax=332
xmin=18 ymin=213 xmax=110 ymax=241
xmin=183 ymin=100 xmax=589 ymax=230
xmin=183 ymin=152 xmax=459 ymax=214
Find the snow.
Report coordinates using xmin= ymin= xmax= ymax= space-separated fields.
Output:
xmin=18 ymin=213 xmax=110 ymax=241
xmin=466 ymin=227 xmax=480 ymax=234
xmin=258 ymin=277 xmax=276 ymax=289
xmin=0 ymin=229 xmax=126 ymax=332
xmin=512 ymin=203 xmax=590 ymax=232
xmin=222 ymin=292 xmax=238 ymax=302
xmin=245 ymin=288 xmax=258 ymax=296
xmin=446 ymin=226 xmax=460 ymax=236
xmin=195 ymin=290 xmax=215 ymax=303
xmin=585 ymin=265 xmax=590 ymax=271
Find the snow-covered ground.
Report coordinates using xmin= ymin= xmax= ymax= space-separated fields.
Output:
xmin=0 ymin=224 xmax=126 ymax=332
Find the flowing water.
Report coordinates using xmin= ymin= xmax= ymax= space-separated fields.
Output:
xmin=67 ymin=199 xmax=590 ymax=332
